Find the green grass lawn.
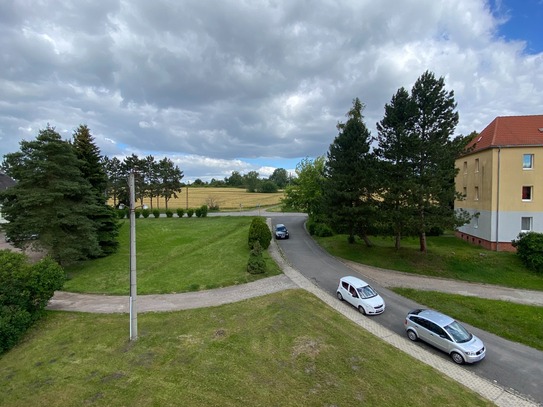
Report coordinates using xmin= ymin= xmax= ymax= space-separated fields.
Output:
xmin=393 ymin=288 xmax=543 ymax=351
xmin=63 ymin=217 xmax=281 ymax=294
xmin=0 ymin=290 xmax=491 ymax=407
xmin=314 ymin=233 xmax=543 ymax=290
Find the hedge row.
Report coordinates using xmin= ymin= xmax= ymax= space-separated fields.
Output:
xmin=116 ymin=205 xmax=209 ymax=219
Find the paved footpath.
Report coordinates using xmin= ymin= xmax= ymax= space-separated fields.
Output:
xmin=46 ymin=237 xmax=542 ymax=407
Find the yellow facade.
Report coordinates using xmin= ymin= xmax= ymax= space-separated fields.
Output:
xmin=455 ymin=146 xmax=543 ymax=250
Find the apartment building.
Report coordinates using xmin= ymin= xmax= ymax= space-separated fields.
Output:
xmin=455 ymin=115 xmax=543 ymax=251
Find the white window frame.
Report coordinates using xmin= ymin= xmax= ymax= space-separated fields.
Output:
xmin=522 ymin=186 xmax=533 ymax=202
xmin=521 ymin=217 xmax=533 ymax=232
xmin=474 ymin=186 xmax=479 ymax=201
xmin=523 ymin=154 xmax=534 ymax=170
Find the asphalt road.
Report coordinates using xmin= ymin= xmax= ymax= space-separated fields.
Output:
xmin=271 ymin=214 xmax=543 ymax=405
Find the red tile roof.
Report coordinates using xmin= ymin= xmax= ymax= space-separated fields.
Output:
xmin=466 ymin=115 xmax=543 ymax=154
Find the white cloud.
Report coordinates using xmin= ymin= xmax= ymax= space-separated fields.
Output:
xmin=0 ymin=0 xmax=541 ymax=181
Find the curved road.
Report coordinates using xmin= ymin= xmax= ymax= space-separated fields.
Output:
xmin=270 ymin=213 xmax=543 ymax=406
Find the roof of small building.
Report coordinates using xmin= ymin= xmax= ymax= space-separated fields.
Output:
xmin=0 ymin=172 xmax=16 ymax=190
xmin=466 ymin=115 xmax=543 ymax=155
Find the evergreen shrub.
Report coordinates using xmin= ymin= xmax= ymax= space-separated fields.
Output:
xmin=248 ymin=217 xmax=272 ymax=250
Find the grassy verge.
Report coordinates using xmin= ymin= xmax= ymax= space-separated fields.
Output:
xmin=63 ymin=217 xmax=281 ymax=294
xmin=314 ymin=233 xmax=543 ymax=290
xmin=0 ymin=290 xmax=491 ymax=407
xmin=392 ymin=288 xmax=543 ymax=351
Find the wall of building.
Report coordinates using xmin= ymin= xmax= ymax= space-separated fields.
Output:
xmin=455 ymin=146 xmax=543 ymax=250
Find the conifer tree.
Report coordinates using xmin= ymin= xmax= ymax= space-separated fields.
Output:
xmin=1 ymin=126 xmax=101 ymax=264
xmin=324 ymin=98 xmax=377 ymax=246
xmin=72 ymin=124 xmax=120 ymax=257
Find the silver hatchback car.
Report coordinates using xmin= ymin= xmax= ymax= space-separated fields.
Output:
xmin=404 ymin=309 xmax=486 ymax=364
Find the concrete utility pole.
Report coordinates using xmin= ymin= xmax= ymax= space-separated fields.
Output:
xmin=129 ymin=171 xmax=138 ymax=341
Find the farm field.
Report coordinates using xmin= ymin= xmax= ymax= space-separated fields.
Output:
xmin=114 ymin=187 xmax=285 ymax=211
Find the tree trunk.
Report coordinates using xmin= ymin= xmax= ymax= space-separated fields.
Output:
xmin=394 ymin=232 xmax=401 ymax=250
xmin=419 ymin=232 xmax=427 ymax=253
xmin=359 ymin=232 xmax=373 ymax=247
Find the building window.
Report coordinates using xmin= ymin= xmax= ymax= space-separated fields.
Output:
xmin=522 ymin=186 xmax=533 ymax=201
xmin=463 ymin=161 xmax=467 ymax=174
xmin=475 ymin=158 xmax=479 ymax=172
xmin=523 ymin=154 xmax=534 ymax=169
xmin=463 ymin=187 xmax=467 ymax=197
xmin=474 ymin=186 xmax=479 ymax=201
xmin=521 ymin=217 xmax=533 ymax=232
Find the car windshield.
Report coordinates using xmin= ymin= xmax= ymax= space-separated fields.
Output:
xmin=444 ymin=321 xmax=472 ymax=343
xmin=357 ymin=285 xmax=377 ymax=299
xmin=276 ymin=226 xmax=287 ymax=232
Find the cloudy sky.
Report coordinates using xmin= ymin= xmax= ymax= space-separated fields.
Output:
xmin=1 ymin=0 xmax=542 ymax=182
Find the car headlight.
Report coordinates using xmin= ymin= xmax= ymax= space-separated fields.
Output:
xmin=465 ymin=351 xmax=476 ymax=356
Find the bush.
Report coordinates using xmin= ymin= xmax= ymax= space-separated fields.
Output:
xmin=427 ymin=226 xmax=444 ymax=237
xmin=512 ymin=232 xmax=543 ymax=273
xmin=259 ymin=181 xmax=278 ymax=193
xmin=135 ymin=209 xmax=142 ymax=218
xmin=200 ymin=205 xmax=208 ymax=217
xmin=142 ymin=208 xmax=151 ymax=218
xmin=0 ymin=250 xmax=65 ymax=354
xmin=187 ymin=208 xmax=194 ymax=218
xmin=306 ymin=219 xmax=317 ymax=235
xmin=165 ymin=210 xmax=173 ymax=218
xmin=315 ymin=223 xmax=334 ymax=237
xmin=152 ymin=209 xmax=160 ymax=218
xmin=116 ymin=209 xmax=127 ymax=219
xmin=247 ymin=241 xmax=266 ymax=274
xmin=195 ymin=208 xmax=202 ymax=218
xmin=176 ymin=208 xmax=185 ymax=218
xmin=248 ymin=217 xmax=272 ymax=250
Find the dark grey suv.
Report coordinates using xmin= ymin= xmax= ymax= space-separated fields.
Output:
xmin=274 ymin=224 xmax=289 ymax=239
xmin=404 ymin=309 xmax=486 ymax=364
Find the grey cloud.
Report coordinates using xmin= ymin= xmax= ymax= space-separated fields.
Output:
xmin=0 ymin=0 xmax=541 ymax=181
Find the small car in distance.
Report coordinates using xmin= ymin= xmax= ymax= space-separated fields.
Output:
xmin=336 ymin=276 xmax=385 ymax=315
xmin=404 ymin=309 xmax=486 ymax=364
xmin=274 ymin=223 xmax=289 ymax=239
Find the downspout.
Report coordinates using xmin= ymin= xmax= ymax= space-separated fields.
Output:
xmin=495 ymin=147 xmax=501 ymax=251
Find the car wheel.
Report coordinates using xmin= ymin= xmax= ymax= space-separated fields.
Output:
xmin=407 ymin=330 xmax=418 ymax=341
xmin=451 ymin=352 xmax=464 ymax=365
xmin=358 ymin=305 xmax=366 ymax=315
xmin=337 ymin=292 xmax=343 ymax=301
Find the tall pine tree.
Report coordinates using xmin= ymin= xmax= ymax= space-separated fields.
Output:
xmin=1 ymin=126 xmax=101 ymax=265
xmin=376 ymin=71 xmax=461 ymax=253
xmin=72 ymin=125 xmax=120 ymax=257
xmin=375 ymin=87 xmax=419 ymax=250
xmin=324 ymin=98 xmax=377 ymax=246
